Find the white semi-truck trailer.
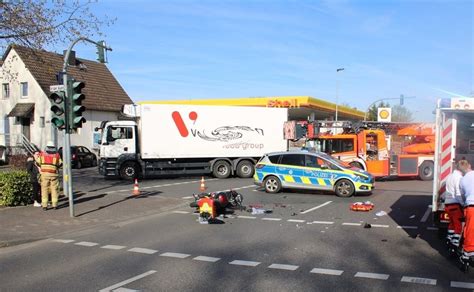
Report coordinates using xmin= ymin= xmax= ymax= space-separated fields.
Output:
xmin=98 ymin=104 xmax=288 ymax=179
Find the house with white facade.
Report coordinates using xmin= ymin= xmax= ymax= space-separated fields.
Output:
xmin=0 ymin=44 xmax=132 ymax=156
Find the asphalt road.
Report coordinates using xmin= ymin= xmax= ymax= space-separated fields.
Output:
xmin=1 ymin=167 xmax=473 ymax=291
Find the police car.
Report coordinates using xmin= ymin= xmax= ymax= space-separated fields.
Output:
xmin=254 ymin=150 xmax=374 ymax=197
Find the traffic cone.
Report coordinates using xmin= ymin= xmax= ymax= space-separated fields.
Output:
xmin=133 ymin=178 xmax=140 ymax=196
xmin=200 ymin=176 xmax=207 ymax=192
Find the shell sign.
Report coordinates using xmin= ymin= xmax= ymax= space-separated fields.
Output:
xmin=377 ymin=107 xmax=392 ymax=122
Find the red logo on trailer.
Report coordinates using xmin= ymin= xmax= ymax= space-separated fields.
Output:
xmin=172 ymin=111 xmax=198 ymax=137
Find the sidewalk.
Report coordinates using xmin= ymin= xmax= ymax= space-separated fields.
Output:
xmin=0 ymin=188 xmax=188 ymax=248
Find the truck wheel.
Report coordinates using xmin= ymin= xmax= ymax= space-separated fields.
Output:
xmin=120 ymin=161 xmax=138 ymax=180
xmin=334 ymin=179 xmax=355 ymax=197
xmin=419 ymin=161 xmax=434 ymax=181
xmin=349 ymin=161 xmax=363 ymax=170
xmin=236 ymin=160 xmax=254 ymax=178
xmin=264 ymin=176 xmax=281 ymax=193
xmin=212 ymin=160 xmax=231 ymax=179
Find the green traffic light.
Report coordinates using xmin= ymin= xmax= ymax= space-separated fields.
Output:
xmin=49 ymin=90 xmax=66 ymax=130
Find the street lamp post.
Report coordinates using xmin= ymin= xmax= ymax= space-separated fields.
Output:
xmin=335 ymin=68 xmax=345 ymax=121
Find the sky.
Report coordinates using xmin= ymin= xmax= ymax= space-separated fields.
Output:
xmin=73 ymin=0 xmax=473 ymax=122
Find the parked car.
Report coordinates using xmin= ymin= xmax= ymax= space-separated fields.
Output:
xmin=58 ymin=146 xmax=97 ymax=169
xmin=254 ymin=150 xmax=374 ymax=197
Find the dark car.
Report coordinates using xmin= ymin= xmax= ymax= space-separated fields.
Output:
xmin=59 ymin=146 xmax=97 ymax=169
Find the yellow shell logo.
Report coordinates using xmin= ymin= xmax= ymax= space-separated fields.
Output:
xmin=379 ymin=109 xmax=390 ymax=119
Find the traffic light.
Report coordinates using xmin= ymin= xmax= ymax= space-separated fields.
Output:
xmin=96 ymin=40 xmax=107 ymax=63
xmin=49 ymin=90 xmax=67 ymax=130
xmin=69 ymin=80 xmax=86 ymax=130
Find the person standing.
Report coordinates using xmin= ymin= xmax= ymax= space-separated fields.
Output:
xmin=444 ymin=160 xmax=469 ymax=246
xmin=460 ymin=161 xmax=474 ymax=261
xmin=36 ymin=141 xmax=62 ymax=211
xmin=26 ymin=152 xmax=41 ymax=207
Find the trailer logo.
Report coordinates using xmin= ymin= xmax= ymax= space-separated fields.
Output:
xmin=172 ymin=111 xmax=264 ymax=142
xmin=172 ymin=111 xmax=198 ymax=137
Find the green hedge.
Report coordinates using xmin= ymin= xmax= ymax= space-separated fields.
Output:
xmin=0 ymin=170 xmax=32 ymax=206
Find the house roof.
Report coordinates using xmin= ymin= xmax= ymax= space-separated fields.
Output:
xmin=5 ymin=44 xmax=132 ymax=112
xmin=7 ymin=102 xmax=35 ymax=117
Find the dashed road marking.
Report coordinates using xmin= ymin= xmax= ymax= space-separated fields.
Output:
xmin=310 ymin=268 xmax=344 ymax=276
xmin=288 ymin=219 xmax=305 ymax=223
xmin=193 ymin=256 xmax=221 ymax=262
xmin=181 ymin=196 xmax=194 ymax=199
xmin=171 ymin=210 xmax=189 ymax=214
xmin=401 ymin=276 xmax=437 ymax=285
xmin=127 ymin=247 xmax=158 ymax=254
xmin=229 ymin=260 xmax=261 ymax=267
xmin=371 ymin=224 xmax=390 ymax=228
xmin=101 ymin=245 xmax=126 ymax=250
xmin=74 ymin=241 xmax=98 ymax=247
xmin=311 ymin=221 xmax=334 ymax=225
xmin=354 ymin=272 xmax=389 ymax=280
xmin=98 ymin=270 xmax=156 ymax=292
xmin=450 ymin=281 xmax=474 ymax=289
xmin=215 ymin=185 xmax=255 ymax=193
xmin=160 ymin=252 xmax=190 ymax=259
xmin=52 ymin=239 xmax=74 ymax=243
xmin=342 ymin=223 xmax=361 ymax=226
xmin=300 ymin=201 xmax=332 ymax=214
xmin=238 ymin=215 xmax=257 ymax=219
xmin=113 ymin=288 xmax=140 ymax=292
xmin=397 ymin=226 xmax=418 ymax=230
xmin=262 ymin=218 xmax=282 ymax=221
xmin=268 ymin=264 xmax=299 ymax=271
xmin=420 ymin=205 xmax=432 ymax=223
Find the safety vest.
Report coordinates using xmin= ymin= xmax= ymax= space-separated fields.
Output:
xmin=38 ymin=152 xmax=61 ymax=174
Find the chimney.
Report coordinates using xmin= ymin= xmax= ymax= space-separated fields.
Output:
xmin=63 ymin=50 xmax=76 ymax=66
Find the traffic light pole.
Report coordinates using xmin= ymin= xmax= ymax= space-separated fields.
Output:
xmin=61 ymin=37 xmax=112 ymax=217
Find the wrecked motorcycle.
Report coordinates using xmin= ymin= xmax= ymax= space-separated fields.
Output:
xmin=190 ymin=190 xmax=243 ymax=221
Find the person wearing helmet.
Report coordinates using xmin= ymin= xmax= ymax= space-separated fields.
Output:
xmin=36 ymin=141 xmax=62 ymax=210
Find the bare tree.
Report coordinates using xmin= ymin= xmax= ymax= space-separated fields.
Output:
xmin=0 ymin=0 xmax=114 ymax=50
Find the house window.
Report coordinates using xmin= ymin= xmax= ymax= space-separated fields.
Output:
xmin=39 ymin=117 xmax=45 ymax=128
xmin=21 ymin=82 xmax=28 ymax=97
xmin=2 ymin=83 xmax=9 ymax=98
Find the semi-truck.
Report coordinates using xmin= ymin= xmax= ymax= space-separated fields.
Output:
xmin=432 ymin=97 xmax=474 ymax=231
xmin=98 ymin=104 xmax=288 ymax=179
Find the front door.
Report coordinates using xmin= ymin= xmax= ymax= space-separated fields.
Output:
xmin=21 ymin=118 xmax=30 ymax=141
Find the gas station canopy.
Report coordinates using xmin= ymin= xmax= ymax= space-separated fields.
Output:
xmin=139 ymin=96 xmax=365 ymax=121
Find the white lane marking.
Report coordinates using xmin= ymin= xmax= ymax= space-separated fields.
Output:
xmin=288 ymin=219 xmax=305 ymax=223
xmin=193 ymin=256 xmax=221 ymax=262
xmin=229 ymin=260 xmax=261 ymax=267
xmin=52 ymin=239 xmax=74 ymax=243
xmin=371 ymin=224 xmax=389 ymax=228
xmin=262 ymin=218 xmax=282 ymax=221
xmin=427 ymin=227 xmax=439 ymax=231
xmin=238 ymin=215 xmax=257 ymax=219
xmin=401 ymin=276 xmax=437 ymax=285
xmin=101 ymin=245 xmax=126 ymax=250
xmin=160 ymin=252 xmax=190 ymax=259
xmin=171 ymin=210 xmax=189 ymax=214
xmin=181 ymin=196 xmax=194 ymax=199
xmin=268 ymin=264 xmax=299 ymax=271
xmin=451 ymin=281 xmax=474 ymax=289
xmin=300 ymin=201 xmax=333 ymax=214
xmin=397 ymin=226 xmax=418 ymax=229
xmin=252 ymin=190 xmax=258 ymax=192
xmin=113 ymin=288 xmax=140 ymax=292
xmin=215 ymin=185 xmax=255 ymax=193
xmin=311 ymin=221 xmax=334 ymax=225
xmin=310 ymin=268 xmax=344 ymax=276
xmin=127 ymin=247 xmax=158 ymax=254
xmin=420 ymin=206 xmax=432 ymax=223
xmin=98 ymin=270 xmax=156 ymax=292
xmin=74 ymin=241 xmax=98 ymax=247
xmin=342 ymin=223 xmax=361 ymax=226
xmin=354 ymin=272 xmax=389 ymax=280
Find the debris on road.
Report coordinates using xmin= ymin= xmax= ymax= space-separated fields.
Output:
xmin=375 ymin=211 xmax=387 ymax=217
xmin=364 ymin=223 xmax=372 ymax=228
xmin=409 ymin=214 xmax=416 ymax=219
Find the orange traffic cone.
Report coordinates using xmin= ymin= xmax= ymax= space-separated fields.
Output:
xmin=133 ymin=178 xmax=140 ymax=196
xmin=200 ymin=176 xmax=207 ymax=192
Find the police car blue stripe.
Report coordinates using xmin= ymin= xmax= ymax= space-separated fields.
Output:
xmin=293 ymin=176 xmax=302 ymax=184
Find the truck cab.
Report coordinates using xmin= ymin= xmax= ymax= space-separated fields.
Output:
xmin=98 ymin=121 xmax=139 ymax=178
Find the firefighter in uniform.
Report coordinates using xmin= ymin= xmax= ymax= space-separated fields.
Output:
xmin=36 ymin=141 xmax=62 ymax=210
xmin=460 ymin=161 xmax=474 ymax=261
xmin=444 ymin=160 xmax=468 ymax=246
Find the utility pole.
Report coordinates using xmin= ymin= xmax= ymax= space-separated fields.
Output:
xmin=61 ymin=37 xmax=111 ymax=217
xmin=335 ymin=68 xmax=344 ymax=121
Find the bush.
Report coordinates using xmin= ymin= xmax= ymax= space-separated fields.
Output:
xmin=0 ymin=170 xmax=32 ymax=206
